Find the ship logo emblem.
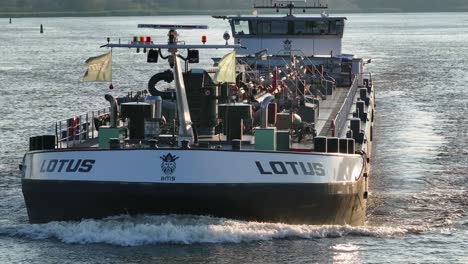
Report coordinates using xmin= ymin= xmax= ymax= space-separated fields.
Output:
xmin=160 ymin=153 xmax=179 ymax=176
xmin=283 ymin=39 xmax=292 ymax=51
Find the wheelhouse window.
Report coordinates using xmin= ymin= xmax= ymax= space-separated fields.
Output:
xmin=233 ymin=20 xmax=250 ymax=35
xmin=293 ymin=20 xmax=344 ymax=35
xmin=271 ymin=21 xmax=288 ymax=34
xmin=232 ymin=19 xmax=344 ymax=36
xmin=334 ymin=20 xmax=344 ymax=35
xmin=294 ymin=21 xmax=317 ymax=34
xmin=258 ymin=21 xmax=271 ymax=35
xmin=316 ymin=21 xmax=329 ymax=34
xmin=254 ymin=21 xmax=289 ymax=35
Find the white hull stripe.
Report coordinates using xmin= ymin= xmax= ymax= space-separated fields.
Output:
xmin=24 ymin=149 xmax=365 ymax=184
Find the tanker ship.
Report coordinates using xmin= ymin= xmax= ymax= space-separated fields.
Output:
xmin=21 ymin=0 xmax=375 ymax=225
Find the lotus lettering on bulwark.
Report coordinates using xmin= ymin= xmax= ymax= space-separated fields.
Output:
xmin=255 ymin=161 xmax=326 ymax=176
xmin=39 ymin=159 xmax=95 ymax=173
xmin=160 ymin=153 xmax=179 ymax=181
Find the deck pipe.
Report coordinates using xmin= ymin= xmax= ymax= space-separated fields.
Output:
xmin=232 ymin=139 xmax=242 ymax=151
xmin=356 ymin=101 xmax=364 ymax=119
xmin=326 ymin=137 xmax=339 ymax=153
xmin=314 ymin=136 xmax=327 ymax=152
xmin=350 ymin=118 xmax=361 ymax=141
xmin=260 ymin=94 xmax=275 ymax=128
xmin=104 ymin=94 xmax=118 ymax=128
xmin=359 ymin=88 xmax=367 ymax=101
xmin=347 ymin=138 xmax=355 ymax=154
xmin=360 ymin=88 xmax=370 ymax=106
xmin=339 ymin=138 xmax=348 ymax=154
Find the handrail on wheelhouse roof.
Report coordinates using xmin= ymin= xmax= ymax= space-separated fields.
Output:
xmin=254 ymin=0 xmax=329 ymax=16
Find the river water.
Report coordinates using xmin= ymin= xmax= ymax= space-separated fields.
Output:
xmin=0 ymin=13 xmax=466 ymax=263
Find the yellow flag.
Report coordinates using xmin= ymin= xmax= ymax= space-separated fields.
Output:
xmin=214 ymin=51 xmax=236 ymax=84
xmin=83 ymin=51 xmax=112 ymax=82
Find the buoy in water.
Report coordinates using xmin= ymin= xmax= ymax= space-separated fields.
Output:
xmin=9 ymin=18 xmax=12 ymax=24
xmin=40 ymin=24 xmax=44 ymax=34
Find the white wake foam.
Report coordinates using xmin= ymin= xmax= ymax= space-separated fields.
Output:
xmin=0 ymin=215 xmax=423 ymax=246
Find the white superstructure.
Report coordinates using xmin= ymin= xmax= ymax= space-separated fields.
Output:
xmin=228 ymin=16 xmax=345 ymax=56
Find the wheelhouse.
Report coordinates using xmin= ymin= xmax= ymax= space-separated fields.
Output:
xmin=227 ymin=16 xmax=346 ymax=56
xmin=231 ymin=17 xmax=345 ymax=37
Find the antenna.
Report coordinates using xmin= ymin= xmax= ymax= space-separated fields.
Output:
xmin=136 ymin=24 xmax=210 ymax=49
xmin=138 ymin=24 xmax=208 ymax=30
xmin=103 ymin=23 xmax=240 ymax=50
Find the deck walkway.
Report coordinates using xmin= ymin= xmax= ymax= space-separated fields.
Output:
xmin=316 ymin=87 xmax=349 ymax=136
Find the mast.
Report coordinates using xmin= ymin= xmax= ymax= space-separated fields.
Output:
xmin=102 ymin=24 xmax=241 ymax=146
xmin=169 ymin=31 xmax=194 ymax=145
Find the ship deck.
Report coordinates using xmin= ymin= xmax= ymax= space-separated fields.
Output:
xmin=316 ymin=86 xmax=349 ymax=136
xmin=57 ymin=82 xmax=356 ymax=152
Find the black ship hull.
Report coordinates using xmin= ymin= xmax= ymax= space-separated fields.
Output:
xmin=22 ymin=177 xmax=367 ymax=225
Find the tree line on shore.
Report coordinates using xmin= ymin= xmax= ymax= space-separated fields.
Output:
xmin=1 ymin=0 xmax=467 ymax=14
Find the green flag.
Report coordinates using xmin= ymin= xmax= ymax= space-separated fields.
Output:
xmin=214 ymin=51 xmax=236 ymax=84
xmin=83 ymin=51 xmax=112 ymax=82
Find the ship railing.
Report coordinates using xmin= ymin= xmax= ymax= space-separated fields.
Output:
xmin=237 ymin=58 xmax=269 ymax=83
xmin=333 ymin=75 xmax=359 ymax=135
xmin=275 ymin=49 xmax=308 ymax=58
xmin=55 ymin=107 xmax=111 ymax=149
xmin=300 ymin=56 xmax=337 ymax=96
xmin=276 ymin=56 xmax=332 ymax=102
xmin=274 ymin=50 xmax=329 ymax=80
xmin=362 ymin=72 xmax=372 ymax=87
xmin=237 ymin=54 xmax=333 ymax=104
xmin=301 ymin=56 xmax=327 ymax=79
xmin=271 ymin=56 xmax=307 ymax=100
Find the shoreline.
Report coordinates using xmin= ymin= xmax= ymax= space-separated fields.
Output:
xmin=1 ymin=10 xmax=247 ymax=18
xmin=2 ymin=8 xmax=468 ymax=18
